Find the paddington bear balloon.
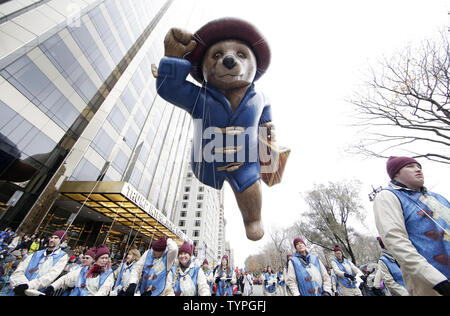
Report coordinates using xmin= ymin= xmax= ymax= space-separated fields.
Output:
xmin=154 ymin=18 xmax=289 ymax=241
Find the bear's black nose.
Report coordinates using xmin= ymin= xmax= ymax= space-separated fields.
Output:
xmin=222 ymin=56 xmax=236 ymax=70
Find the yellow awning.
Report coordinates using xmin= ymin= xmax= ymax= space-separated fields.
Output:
xmin=59 ymin=181 xmax=191 ymax=246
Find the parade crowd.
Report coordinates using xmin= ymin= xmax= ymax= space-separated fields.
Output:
xmin=0 ymin=230 xmax=405 ymax=297
xmin=0 ymin=156 xmax=448 ymax=297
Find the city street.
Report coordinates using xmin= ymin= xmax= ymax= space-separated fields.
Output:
xmin=0 ymin=0 xmax=447 ymax=300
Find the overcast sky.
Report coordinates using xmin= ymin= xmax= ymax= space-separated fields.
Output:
xmin=171 ymin=0 xmax=450 ymax=267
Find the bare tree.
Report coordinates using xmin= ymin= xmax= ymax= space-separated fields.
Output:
xmin=245 ymin=254 xmax=264 ymax=275
xmin=351 ymin=233 xmax=380 ymax=264
xmin=269 ymin=228 xmax=291 ymax=269
xmin=296 ymin=180 xmax=366 ymax=264
xmin=348 ymin=31 xmax=450 ymax=164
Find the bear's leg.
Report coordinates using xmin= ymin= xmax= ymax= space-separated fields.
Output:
xmin=232 ymin=181 xmax=264 ymax=241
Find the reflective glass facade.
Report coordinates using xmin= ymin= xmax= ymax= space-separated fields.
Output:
xmin=0 ymin=0 xmax=198 ymax=249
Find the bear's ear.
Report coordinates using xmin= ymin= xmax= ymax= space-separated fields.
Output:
xmin=164 ymin=28 xmax=197 ymax=59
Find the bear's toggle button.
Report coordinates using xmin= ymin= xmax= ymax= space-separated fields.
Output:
xmin=214 ymin=126 xmax=245 ymax=135
xmin=216 ymin=162 xmax=243 ymax=172
xmin=223 ymin=56 xmax=236 ymax=69
xmin=214 ymin=146 xmax=243 ymax=154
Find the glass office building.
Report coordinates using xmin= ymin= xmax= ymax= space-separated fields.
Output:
xmin=0 ymin=0 xmax=206 ymax=253
xmin=171 ymin=140 xmax=225 ymax=265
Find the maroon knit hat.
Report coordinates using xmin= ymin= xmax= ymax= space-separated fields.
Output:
xmin=386 ymin=156 xmax=421 ymax=180
xmin=333 ymin=245 xmax=342 ymax=252
xmin=179 ymin=241 xmax=193 ymax=256
xmin=222 ymin=254 xmax=229 ymax=260
xmin=293 ymin=238 xmax=305 ymax=248
xmin=52 ymin=230 xmax=67 ymax=243
xmin=203 ymin=259 xmax=208 ymax=265
xmin=95 ymin=244 xmax=110 ymax=260
xmin=152 ymin=236 xmax=167 ymax=252
xmin=186 ymin=17 xmax=271 ymax=83
xmin=85 ymin=247 xmax=96 ymax=259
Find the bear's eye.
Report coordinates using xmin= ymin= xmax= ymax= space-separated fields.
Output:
xmin=237 ymin=52 xmax=246 ymax=59
xmin=213 ymin=52 xmax=222 ymax=60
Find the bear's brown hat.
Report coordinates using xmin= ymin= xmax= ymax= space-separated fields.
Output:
xmin=187 ymin=17 xmax=271 ymax=83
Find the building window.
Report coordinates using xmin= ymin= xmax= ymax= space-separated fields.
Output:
xmin=120 ymin=86 xmax=136 ymax=114
xmin=199 ymin=186 xmax=204 ymax=192
xmin=70 ymin=158 xmax=100 ymax=181
xmin=195 ymin=211 xmax=201 ymax=217
xmin=91 ymin=128 xmax=114 ymax=159
xmin=111 ymin=149 xmax=129 ymax=173
xmin=0 ymin=101 xmax=57 ymax=162
xmin=2 ymin=55 xmax=81 ymax=132
xmin=88 ymin=6 xmax=123 ymax=64
xmin=180 ymin=211 xmax=187 ymax=217
xmin=104 ymin=0 xmax=133 ymax=50
xmin=197 ymin=202 xmax=202 ymax=209
xmin=182 ymin=202 xmax=188 ymax=209
xmin=195 ymin=220 xmax=201 ymax=227
xmin=184 ymin=187 xmax=190 ymax=192
xmin=124 ymin=126 xmax=138 ymax=149
xmin=68 ymin=20 xmax=114 ymax=81
xmin=197 ymin=194 xmax=203 ymax=200
xmin=183 ymin=194 xmax=189 ymax=201
xmin=41 ymin=33 xmax=98 ymax=106
xmin=193 ymin=230 xmax=200 ymax=237
xmin=107 ymin=106 xmax=126 ymax=133
xmin=179 ymin=220 xmax=185 ymax=227
xmin=187 ymin=172 xmax=192 ymax=178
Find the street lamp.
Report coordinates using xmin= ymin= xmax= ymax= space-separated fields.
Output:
xmin=368 ymin=185 xmax=382 ymax=202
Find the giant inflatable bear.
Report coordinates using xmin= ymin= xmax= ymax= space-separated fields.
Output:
xmin=154 ymin=18 xmax=289 ymax=241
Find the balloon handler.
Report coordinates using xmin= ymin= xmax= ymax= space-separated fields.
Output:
xmin=152 ymin=18 xmax=290 ymax=241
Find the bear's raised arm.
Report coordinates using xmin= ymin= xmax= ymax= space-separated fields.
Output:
xmin=156 ymin=57 xmax=204 ymax=117
xmin=164 ymin=28 xmax=197 ymax=59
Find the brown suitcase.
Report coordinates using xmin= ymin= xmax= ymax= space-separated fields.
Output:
xmin=259 ymin=136 xmax=290 ymax=186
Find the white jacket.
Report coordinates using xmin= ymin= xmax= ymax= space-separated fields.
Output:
xmin=128 ymin=238 xmax=178 ymax=296
xmin=373 ymin=183 xmax=448 ymax=296
xmin=10 ymin=248 xmax=68 ymax=291
xmin=166 ymin=261 xmax=211 ymax=296
xmin=85 ymin=271 xmax=115 ymax=296
xmin=374 ymin=259 xmax=409 ymax=296
xmin=243 ymin=274 xmax=253 ymax=296
xmin=51 ymin=267 xmax=81 ymax=292
xmin=51 ymin=266 xmax=114 ymax=296
xmin=112 ymin=261 xmax=137 ymax=292
xmin=286 ymin=255 xmax=332 ymax=296
xmin=331 ymin=258 xmax=363 ymax=296
xmin=213 ymin=267 xmax=237 ymax=285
